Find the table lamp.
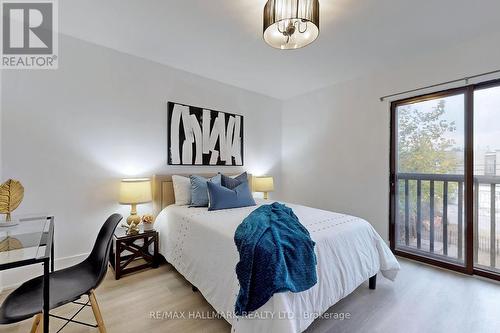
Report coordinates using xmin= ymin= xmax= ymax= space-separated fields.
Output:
xmin=253 ymin=176 xmax=274 ymax=200
xmin=119 ymin=178 xmax=152 ymax=225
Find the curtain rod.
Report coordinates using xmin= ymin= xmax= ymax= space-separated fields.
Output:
xmin=379 ymin=69 xmax=500 ymax=102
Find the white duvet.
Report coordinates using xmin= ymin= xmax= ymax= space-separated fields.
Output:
xmin=155 ymin=200 xmax=400 ymax=333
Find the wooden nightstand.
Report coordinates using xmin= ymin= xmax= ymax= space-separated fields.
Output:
xmin=109 ymin=226 xmax=159 ymax=280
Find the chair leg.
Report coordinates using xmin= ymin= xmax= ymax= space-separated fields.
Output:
xmin=32 ymin=314 xmax=42 ymax=333
xmin=89 ymin=290 xmax=107 ymax=333
xmin=30 ymin=314 xmax=41 ymax=333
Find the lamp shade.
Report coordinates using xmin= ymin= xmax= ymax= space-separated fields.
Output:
xmin=119 ymin=178 xmax=152 ymax=204
xmin=263 ymin=0 xmax=320 ymax=50
xmin=253 ymin=176 xmax=274 ymax=193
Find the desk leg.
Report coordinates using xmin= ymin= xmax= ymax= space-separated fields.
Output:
xmin=43 ymin=259 xmax=50 ymax=333
xmin=50 ymin=239 xmax=55 ymax=272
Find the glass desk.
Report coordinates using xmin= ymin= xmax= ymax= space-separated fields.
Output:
xmin=0 ymin=216 xmax=54 ymax=333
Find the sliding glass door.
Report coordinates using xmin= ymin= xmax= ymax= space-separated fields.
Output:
xmin=474 ymin=84 xmax=500 ymax=275
xmin=391 ymin=90 xmax=466 ymax=266
xmin=391 ymin=80 xmax=500 ymax=280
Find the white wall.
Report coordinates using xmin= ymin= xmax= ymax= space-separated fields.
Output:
xmin=280 ymin=32 xmax=500 ymax=240
xmin=0 ymin=69 xmax=2 ymax=290
xmin=1 ymin=35 xmax=282 ymax=288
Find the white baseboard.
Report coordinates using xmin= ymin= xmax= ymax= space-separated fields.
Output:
xmin=0 ymin=252 xmax=89 ymax=292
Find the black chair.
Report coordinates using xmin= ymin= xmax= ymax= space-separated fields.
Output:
xmin=0 ymin=213 xmax=122 ymax=333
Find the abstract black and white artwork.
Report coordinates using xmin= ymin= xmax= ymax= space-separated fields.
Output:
xmin=167 ymin=102 xmax=244 ymax=166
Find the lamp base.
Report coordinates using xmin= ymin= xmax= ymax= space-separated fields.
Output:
xmin=126 ymin=203 xmax=142 ymax=225
xmin=126 ymin=214 xmax=141 ymax=225
xmin=263 ymin=192 xmax=269 ymax=200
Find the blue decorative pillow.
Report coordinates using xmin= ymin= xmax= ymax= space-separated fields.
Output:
xmin=190 ymin=174 xmax=221 ymax=207
xmin=221 ymin=172 xmax=248 ymax=190
xmin=207 ymin=180 xmax=256 ymax=211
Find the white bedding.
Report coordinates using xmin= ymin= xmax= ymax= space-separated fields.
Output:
xmin=155 ymin=200 xmax=400 ymax=333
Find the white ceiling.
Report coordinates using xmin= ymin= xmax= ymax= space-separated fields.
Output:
xmin=60 ymin=0 xmax=500 ymax=100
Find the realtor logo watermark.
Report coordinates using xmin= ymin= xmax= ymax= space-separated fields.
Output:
xmin=1 ymin=0 xmax=58 ymax=69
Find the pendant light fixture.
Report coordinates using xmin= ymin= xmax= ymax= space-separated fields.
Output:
xmin=263 ymin=0 xmax=320 ymax=50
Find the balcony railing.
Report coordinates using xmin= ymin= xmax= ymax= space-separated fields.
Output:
xmin=396 ymin=173 xmax=500 ymax=271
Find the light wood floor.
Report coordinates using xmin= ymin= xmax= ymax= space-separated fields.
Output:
xmin=1 ymin=258 xmax=500 ymax=333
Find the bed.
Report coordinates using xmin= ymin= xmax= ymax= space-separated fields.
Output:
xmin=152 ymin=175 xmax=400 ymax=333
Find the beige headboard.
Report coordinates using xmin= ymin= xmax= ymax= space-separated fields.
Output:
xmin=152 ymin=174 xmax=253 ymax=216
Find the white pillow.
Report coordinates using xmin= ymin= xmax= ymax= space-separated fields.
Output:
xmin=172 ymin=175 xmax=191 ymax=205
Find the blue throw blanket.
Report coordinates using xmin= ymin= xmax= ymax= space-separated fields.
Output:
xmin=234 ymin=202 xmax=317 ymax=315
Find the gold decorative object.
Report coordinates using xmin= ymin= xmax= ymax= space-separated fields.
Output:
xmin=0 ymin=236 xmax=23 ymax=252
xmin=122 ymin=221 xmax=140 ymax=235
xmin=142 ymin=214 xmax=154 ymax=224
xmin=142 ymin=214 xmax=154 ymax=231
xmin=0 ymin=179 xmax=24 ymax=222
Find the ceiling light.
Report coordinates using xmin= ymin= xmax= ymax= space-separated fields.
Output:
xmin=263 ymin=0 xmax=320 ymax=50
